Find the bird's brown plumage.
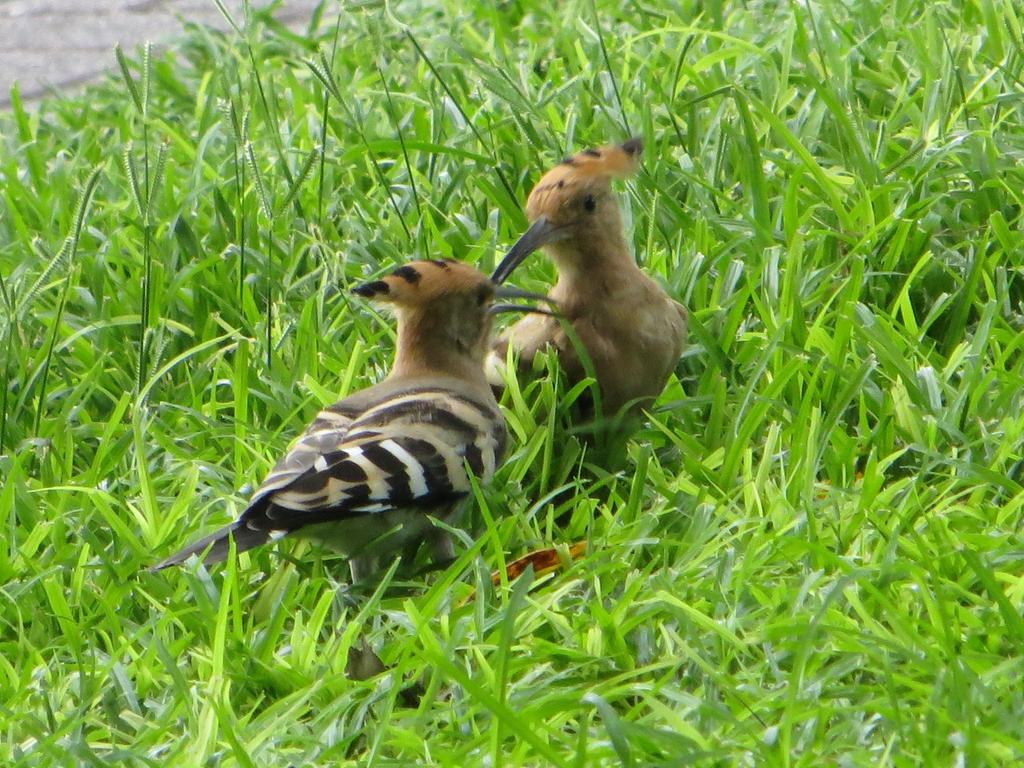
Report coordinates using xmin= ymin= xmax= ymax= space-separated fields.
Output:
xmin=489 ymin=138 xmax=688 ymax=418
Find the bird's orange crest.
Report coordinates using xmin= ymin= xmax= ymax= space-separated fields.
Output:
xmin=523 ymin=137 xmax=643 ymax=224
xmin=353 ymin=259 xmax=493 ymax=306
xmin=530 ymin=136 xmax=641 ymax=195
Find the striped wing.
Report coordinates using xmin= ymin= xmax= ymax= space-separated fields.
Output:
xmin=242 ymin=388 xmax=506 ymax=531
xmin=250 ymin=400 xmax=363 ymax=498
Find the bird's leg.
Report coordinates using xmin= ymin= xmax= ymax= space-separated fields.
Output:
xmin=427 ymin=527 xmax=456 ymax=564
xmin=348 ymin=553 xmax=379 ymax=584
xmin=345 ymin=637 xmax=386 ymax=681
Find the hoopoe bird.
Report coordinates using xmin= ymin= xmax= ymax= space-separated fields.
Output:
xmin=152 ymin=259 xmax=543 ymax=579
xmin=490 ymin=137 xmax=688 ymax=420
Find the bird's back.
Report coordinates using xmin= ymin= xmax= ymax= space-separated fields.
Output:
xmin=152 ymin=375 xmax=505 ymax=571
xmin=246 ymin=375 xmax=505 ymax=524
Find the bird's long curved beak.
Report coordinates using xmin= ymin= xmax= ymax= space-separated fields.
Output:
xmin=494 ymin=285 xmax=551 ymax=303
xmin=490 ymin=216 xmax=569 ymax=284
xmin=489 ymin=284 xmax=560 ymax=317
xmin=489 ymin=303 xmax=559 ymax=317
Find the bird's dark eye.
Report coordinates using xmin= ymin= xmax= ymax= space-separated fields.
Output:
xmin=476 ymin=285 xmax=492 ymax=306
xmin=583 ymin=194 xmax=596 ymax=213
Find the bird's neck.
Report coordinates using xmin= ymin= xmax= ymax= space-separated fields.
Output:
xmin=547 ymin=232 xmax=644 ymax=305
xmin=389 ymin=312 xmax=488 ymax=386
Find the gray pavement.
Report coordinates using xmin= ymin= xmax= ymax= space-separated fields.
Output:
xmin=0 ymin=0 xmax=318 ymax=107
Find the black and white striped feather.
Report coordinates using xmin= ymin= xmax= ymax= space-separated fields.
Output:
xmin=152 ymin=378 xmax=506 ymax=571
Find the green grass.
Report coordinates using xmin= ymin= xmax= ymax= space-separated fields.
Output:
xmin=2 ymin=0 xmax=1024 ymax=764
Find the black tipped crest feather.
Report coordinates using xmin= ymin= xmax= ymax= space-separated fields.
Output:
xmin=621 ymin=136 xmax=643 ymax=155
xmin=392 ymin=265 xmax=422 ymax=284
xmin=353 ymin=280 xmax=390 ymax=297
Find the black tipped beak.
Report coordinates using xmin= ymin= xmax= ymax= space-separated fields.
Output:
xmin=494 ymin=285 xmax=552 ymax=303
xmin=489 ymin=285 xmax=560 ymax=317
xmin=621 ymin=136 xmax=643 ymax=156
xmin=490 ymin=216 xmax=568 ymax=285
xmin=489 ymin=303 xmax=559 ymax=317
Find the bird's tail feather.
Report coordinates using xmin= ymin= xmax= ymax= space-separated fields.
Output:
xmin=149 ymin=521 xmax=275 ymax=571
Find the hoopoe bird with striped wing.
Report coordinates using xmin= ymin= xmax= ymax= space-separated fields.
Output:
xmin=153 ymin=259 xmax=543 ymax=579
xmin=490 ymin=138 xmax=688 ymax=421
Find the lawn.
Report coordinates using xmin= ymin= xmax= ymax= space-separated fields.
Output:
xmin=2 ymin=0 xmax=1023 ymax=764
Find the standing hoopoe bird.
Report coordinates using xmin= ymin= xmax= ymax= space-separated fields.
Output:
xmin=152 ymin=259 xmax=542 ymax=579
xmin=489 ymin=138 xmax=688 ymax=420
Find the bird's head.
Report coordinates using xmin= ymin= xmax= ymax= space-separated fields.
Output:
xmin=492 ymin=137 xmax=642 ymax=284
xmin=354 ymin=259 xmax=550 ymax=374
